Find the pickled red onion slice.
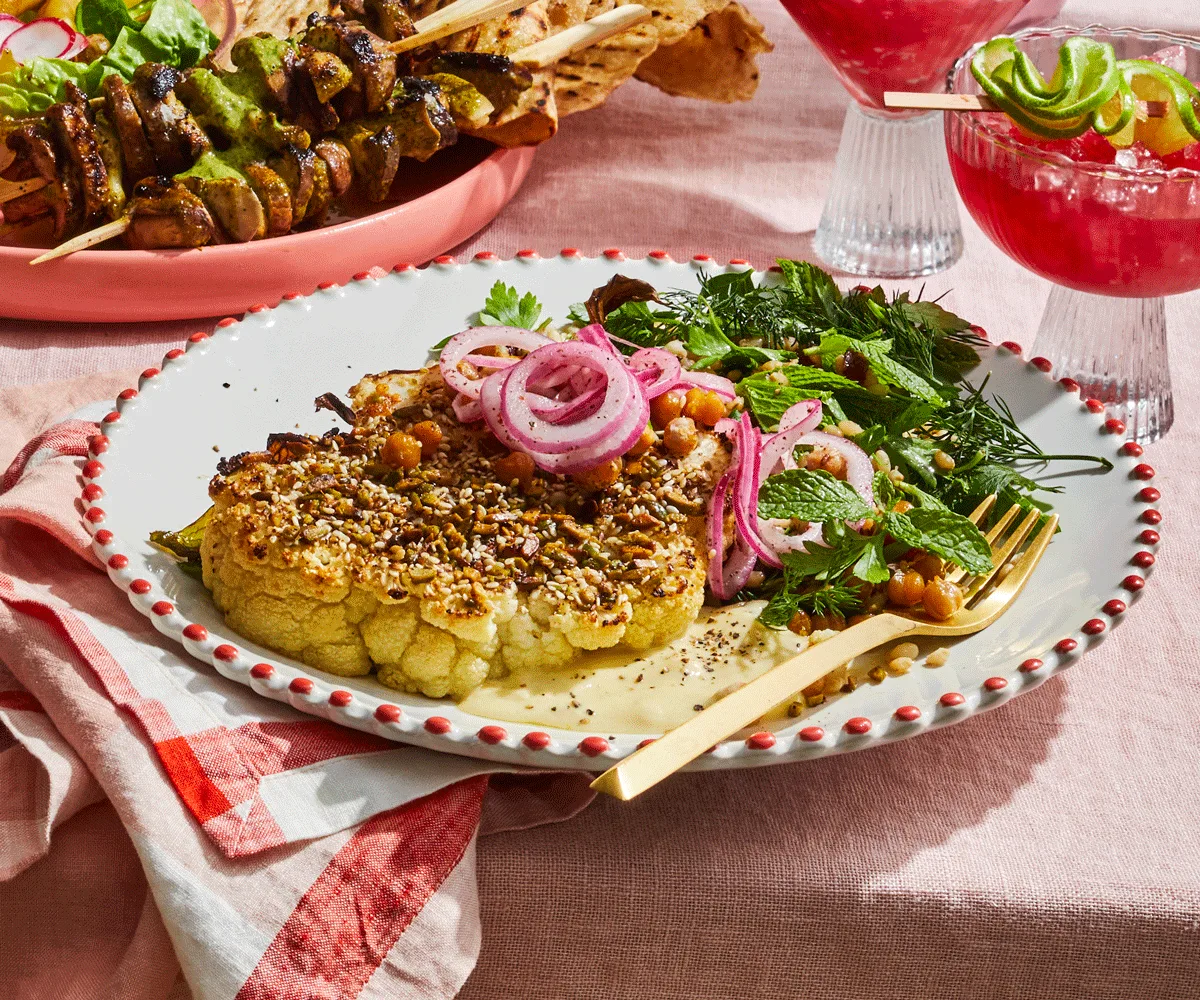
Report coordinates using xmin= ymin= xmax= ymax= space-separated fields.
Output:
xmin=707 ymin=471 xmax=757 ymax=600
xmin=438 ymin=327 xmax=551 ymax=400
xmin=499 ymin=341 xmax=641 ymax=455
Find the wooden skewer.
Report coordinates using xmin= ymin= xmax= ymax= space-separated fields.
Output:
xmin=23 ymin=3 xmax=653 ymax=263
xmin=884 ymin=91 xmax=1168 ymax=118
xmin=387 ymin=0 xmax=535 ymax=54
xmin=29 ymin=217 xmax=130 ymax=265
xmin=511 ymin=4 xmax=651 ymax=69
xmin=0 ymin=177 xmax=47 ymax=204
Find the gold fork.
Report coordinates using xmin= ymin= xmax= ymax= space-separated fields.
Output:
xmin=591 ymin=497 xmax=1058 ymax=801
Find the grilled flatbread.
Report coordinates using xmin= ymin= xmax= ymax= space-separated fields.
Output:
xmin=235 ymin=0 xmax=332 ymax=42
xmin=441 ymin=0 xmax=559 ymax=146
xmin=635 ymin=2 xmax=773 ymax=103
xmin=228 ymin=0 xmax=769 ymax=145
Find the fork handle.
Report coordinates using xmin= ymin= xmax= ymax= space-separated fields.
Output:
xmin=590 ymin=614 xmax=918 ymax=800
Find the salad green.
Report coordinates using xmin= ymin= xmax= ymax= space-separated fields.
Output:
xmin=478 ymin=259 xmax=1108 ymax=629
xmin=0 ymin=0 xmax=217 ymax=117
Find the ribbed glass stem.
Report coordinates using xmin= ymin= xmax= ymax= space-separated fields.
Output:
xmin=1033 ymin=287 xmax=1173 ymax=443
xmin=813 ymin=104 xmax=963 ymax=278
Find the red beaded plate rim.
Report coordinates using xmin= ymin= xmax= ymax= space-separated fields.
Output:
xmin=81 ymin=252 xmax=1156 ymax=770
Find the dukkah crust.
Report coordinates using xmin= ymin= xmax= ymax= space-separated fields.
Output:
xmin=202 ymin=367 xmax=729 ymax=699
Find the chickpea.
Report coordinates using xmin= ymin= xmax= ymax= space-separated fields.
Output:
xmin=626 ymin=423 xmax=656 ymax=458
xmin=803 ymin=446 xmax=847 ymax=480
xmin=923 ymin=577 xmax=964 ymax=620
xmin=887 ymin=568 xmax=926 ymax=607
xmin=381 ymin=431 xmax=422 ymax=471
xmin=572 ymin=457 xmax=623 ymax=491
xmin=683 ymin=388 xmax=727 ymax=427
xmin=494 ymin=450 xmax=536 ymax=489
xmin=650 ymin=388 xmax=687 ymax=429
xmin=410 ymin=420 xmax=442 ymax=457
xmin=663 ymin=416 xmax=700 ymax=457
xmin=914 ymin=553 xmax=944 ymax=579
xmin=892 ymin=499 xmax=913 ymax=514
xmin=787 ymin=610 xmax=812 ymax=636
xmin=926 ymin=646 xmax=951 ymax=667
xmin=810 ymin=612 xmax=847 ymax=632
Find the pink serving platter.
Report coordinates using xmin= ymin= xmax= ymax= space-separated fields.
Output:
xmin=0 ymin=139 xmax=534 ymax=323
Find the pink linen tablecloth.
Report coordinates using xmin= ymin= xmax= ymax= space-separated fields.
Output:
xmin=3 ymin=0 xmax=1199 ymax=997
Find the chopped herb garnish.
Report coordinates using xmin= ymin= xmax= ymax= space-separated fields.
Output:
xmin=478 ymin=281 xmax=552 ymax=331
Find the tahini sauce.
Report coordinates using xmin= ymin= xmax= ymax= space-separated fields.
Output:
xmin=460 ymin=601 xmax=812 ymax=734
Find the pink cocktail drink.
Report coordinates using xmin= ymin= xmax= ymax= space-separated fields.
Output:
xmin=945 ymin=26 xmax=1200 ymax=442
xmin=947 ymin=118 xmax=1200 ymax=297
xmin=779 ymin=0 xmax=1030 ymax=277
xmin=781 ymin=0 xmax=1030 ymax=108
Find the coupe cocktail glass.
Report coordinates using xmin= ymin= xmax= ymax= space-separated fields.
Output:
xmin=946 ymin=26 xmax=1200 ymax=442
xmin=780 ymin=0 xmax=1030 ymax=277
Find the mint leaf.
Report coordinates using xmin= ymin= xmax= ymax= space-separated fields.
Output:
xmin=850 ymin=534 xmax=890 ymax=584
xmin=890 ymin=434 xmax=939 ymax=488
xmin=758 ymin=469 xmax=872 ymax=523
xmin=738 ymin=365 xmax=861 ymax=429
xmin=776 ymin=259 xmax=842 ymax=317
xmin=882 ymin=507 xmax=992 ymax=575
xmin=815 ymin=334 xmax=944 ymax=407
xmin=900 ymin=300 xmax=972 ymax=334
xmin=478 ymin=281 xmax=550 ymax=330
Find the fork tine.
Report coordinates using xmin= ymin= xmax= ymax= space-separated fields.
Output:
xmin=993 ymin=514 xmax=1058 ymax=599
xmin=946 ymin=502 xmax=1020 ymax=586
xmin=967 ymin=494 xmax=997 ymax=525
xmin=953 ymin=513 xmax=1059 ymax=628
xmin=965 ymin=507 xmax=1043 ymax=603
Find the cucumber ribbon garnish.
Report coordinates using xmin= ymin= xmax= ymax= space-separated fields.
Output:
xmin=972 ymin=36 xmax=1200 ymax=153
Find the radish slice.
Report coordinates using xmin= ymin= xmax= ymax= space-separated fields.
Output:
xmin=0 ymin=14 xmax=22 ymax=51
xmin=59 ymin=26 xmax=88 ymax=59
xmin=2 ymin=18 xmax=79 ymax=62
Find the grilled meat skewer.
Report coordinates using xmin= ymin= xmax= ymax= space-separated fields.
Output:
xmin=5 ymin=10 xmax=532 ymax=253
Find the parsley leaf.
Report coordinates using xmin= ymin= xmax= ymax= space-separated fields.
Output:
xmin=881 ymin=507 xmax=993 ymax=575
xmin=758 ymin=469 xmax=873 ymax=523
xmin=478 ymin=281 xmax=551 ymax=331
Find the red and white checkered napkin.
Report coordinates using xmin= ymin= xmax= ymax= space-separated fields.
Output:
xmin=0 ymin=413 xmax=592 ymax=1000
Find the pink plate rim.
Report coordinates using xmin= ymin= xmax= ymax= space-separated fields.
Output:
xmin=0 ymin=145 xmax=528 ymax=267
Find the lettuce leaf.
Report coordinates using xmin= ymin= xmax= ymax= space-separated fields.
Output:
xmin=0 ymin=58 xmax=93 ymax=116
xmin=0 ymin=0 xmax=216 ymax=118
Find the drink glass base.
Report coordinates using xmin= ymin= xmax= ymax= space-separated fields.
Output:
xmin=1032 ymin=286 xmax=1174 ymax=444
xmin=813 ymin=104 xmax=963 ymax=278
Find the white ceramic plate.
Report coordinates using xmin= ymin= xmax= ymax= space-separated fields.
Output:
xmin=83 ymin=251 xmax=1160 ymax=771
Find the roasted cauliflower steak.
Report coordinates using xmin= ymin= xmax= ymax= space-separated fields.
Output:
xmin=202 ymin=367 xmax=728 ymax=699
